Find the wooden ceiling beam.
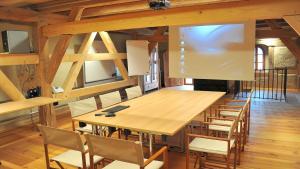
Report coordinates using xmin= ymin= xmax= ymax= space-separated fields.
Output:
xmin=63 ymin=53 xmax=127 ymax=62
xmin=54 ymin=79 xmax=137 ymax=99
xmin=0 ymin=7 xmax=67 ymax=23
xmin=266 ymin=19 xmax=300 ymax=61
xmin=35 ymin=0 xmax=142 ymax=13
xmin=62 ymin=32 xmax=97 ymax=97
xmin=42 ymin=0 xmax=300 ymax=37
xmin=0 ymin=54 xmax=39 ymax=66
xmin=0 ymin=69 xmax=25 ymax=101
xmin=99 ymin=32 xmax=129 ymax=80
xmin=281 ymin=38 xmax=300 ymax=61
xmin=256 ymin=29 xmax=299 ymax=38
xmin=82 ymin=0 xmax=241 ymax=18
xmin=47 ymin=7 xmax=84 ymax=84
xmin=283 ymin=15 xmax=300 ymax=36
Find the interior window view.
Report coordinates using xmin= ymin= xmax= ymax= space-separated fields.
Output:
xmin=0 ymin=0 xmax=300 ymax=169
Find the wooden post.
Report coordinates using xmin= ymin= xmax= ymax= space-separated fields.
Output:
xmin=35 ymin=22 xmax=56 ymax=126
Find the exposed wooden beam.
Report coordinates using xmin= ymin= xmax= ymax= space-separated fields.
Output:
xmin=54 ymin=78 xmax=137 ymax=99
xmin=0 ymin=97 xmax=58 ymax=116
xmin=36 ymin=0 xmax=241 ymax=17
xmin=281 ymin=38 xmax=300 ymax=60
xmin=63 ymin=53 xmax=127 ymax=62
xmin=35 ymin=0 xmax=141 ymax=13
xmin=42 ymin=0 xmax=300 ymax=37
xmin=62 ymin=32 xmax=97 ymax=97
xmin=0 ymin=54 xmax=39 ymax=66
xmin=136 ymin=35 xmax=168 ymax=42
xmin=47 ymin=35 xmax=73 ymax=83
xmin=283 ymin=15 xmax=300 ymax=36
xmin=0 ymin=69 xmax=25 ymax=101
xmin=256 ymin=29 xmax=299 ymax=38
xmin=35 ymin=22 xmax=55 ymax=126
xmin=0 ymin=7 xmax=67 ymax=23
xmin=46 ymin=7 xmax=84 ymax=84
xmin=99 ymin=32 xmax=129 ymax=80
xmin=266 ymin=19 xmax=300 ymax=61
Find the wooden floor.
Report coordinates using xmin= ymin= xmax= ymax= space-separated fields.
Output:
xmin=0 ymin=92 xmax=300 ymax=169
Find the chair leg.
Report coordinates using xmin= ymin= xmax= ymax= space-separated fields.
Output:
xmin=89 ymin=155 xmax=94 ymax=169
xmin=54 ymin=161 xmax=64 ymax=169
xmin=44 ymin=144 xmax=51 ymax=169
xmin=225 ymin=155 xmax=230 ymax=169
xmin=194 ymin=154 xmax=199 ymax=168
xmin=234 ymin=141 xmax=238 ymax=169
xmin=118 ymin=129 xmax=121 ymax=139
xmin=186 ymin=136 xmax=190 ymax=169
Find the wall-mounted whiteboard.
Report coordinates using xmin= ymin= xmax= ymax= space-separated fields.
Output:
xmin=84 ymin=41 xmax=116 ymax=83
xmin=126 ymin=40 xmax=150 ymax=76
xmin=169 ymin=21 xmax=255 ymax=81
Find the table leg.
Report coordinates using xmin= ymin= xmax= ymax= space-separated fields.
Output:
xmin=149 ymin=134 xmax=153 ymax=155
xmin=92 ymin=125 xmax=96 ymax=135
xmin=98 ymin=126 xmax=102 ymax=136
xmin=139 ymin=132 xmax=143 ymax=147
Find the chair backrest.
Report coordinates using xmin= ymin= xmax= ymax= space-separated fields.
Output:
xmin=228 ymin=109 xmax=244 ymax=140
xmin=85 ymin=134 xmax=144 ymax=166
xmin=68 ymin=97 xmax=97 ymax=117
xmin=125 ymin=86 xmax=142 ymax=100
xmin=38 ymin=125 xmax=85 ymax=152
xmin=99 ymin=91 xmax=121 ymax=108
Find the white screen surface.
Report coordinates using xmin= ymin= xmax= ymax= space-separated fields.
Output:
xmin=126 ymin=40 xmax=150 ymax=76
xmin=169 ymin=21 xmax=255 ymax=81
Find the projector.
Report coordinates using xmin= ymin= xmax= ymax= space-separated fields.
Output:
xmin=149 ymin=0 xmax=170 ymax=10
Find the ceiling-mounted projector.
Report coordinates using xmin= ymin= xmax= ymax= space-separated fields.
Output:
xmin=149 ymin=0 xmax=170 ymax=10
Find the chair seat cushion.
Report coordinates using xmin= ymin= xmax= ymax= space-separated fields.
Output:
xmin=209 ymin=120 xmax=241 ymax=133
xmin=51 ymin=149 xmax=103 ymax=168
xmin=103 ymin=159 xmax=163 ymax=169
xmin=220 ymin=110 xmax=240 ymax=117
xmin=76 ymin=124 xmax=93 ymax=133
xmin=189 ymin=137 xmax=235 ymax=155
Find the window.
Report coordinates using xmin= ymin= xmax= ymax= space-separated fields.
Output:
xmin=254 ymin=47 xmax=265 ymax=70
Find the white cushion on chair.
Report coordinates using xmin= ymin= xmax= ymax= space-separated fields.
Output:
xmin=209 ymin=120 xmax=241 ymax=133
xmin=220 ymin=111 xmax=240 ymax=117
xmin=75 ymin=124 xmax=93 ymax=133
xmin=103 ymin=159 xmax=163 ymax=169
xmin=189 ymin=138 xmax=235 ymax=155
xmin=51 ymin=149 xmax=103 ymax=168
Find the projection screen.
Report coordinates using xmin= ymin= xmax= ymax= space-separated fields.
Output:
xmin=169 ymin=21 xmax=255 ymax=81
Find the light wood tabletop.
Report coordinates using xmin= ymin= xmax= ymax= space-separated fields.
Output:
xmin=72 ymin=89 xmax=225 ymax=136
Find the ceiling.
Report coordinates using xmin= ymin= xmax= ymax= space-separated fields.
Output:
xmin=0 ymin=0 xmax=55 ymax=7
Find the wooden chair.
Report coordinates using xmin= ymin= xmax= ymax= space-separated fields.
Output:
xmin=68 ymin=97 xmax=97 ymax=133
xmin=125 ymin=86 xmax=143 ymax=100
xmin=99 ymin=91 xmax=122 ymax=108
xmin=99 ymin=91 xmax=122 ymax=138
xmin=220 ymin=95 xmax=251 ymax=135
xmin=85 ymin=134 xmax=168 ymax=169
xmin=186 ymin=115 xmax=239 ymax=169
xmin=208 ymin=104 xmax=249 ymax=164
xmin=124 ymin=86 xmax=143 ymax=138
xmin=38 ymin=125 xmax=103 ymax=169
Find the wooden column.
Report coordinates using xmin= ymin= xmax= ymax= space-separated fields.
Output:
xmin=35 ymin=22 xmax=55 ymax=126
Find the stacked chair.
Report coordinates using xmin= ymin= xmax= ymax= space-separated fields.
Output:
xmin=186 ymin=93 xmax=252 ymax=169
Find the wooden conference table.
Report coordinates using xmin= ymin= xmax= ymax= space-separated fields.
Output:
xmin=73 ymin=89 xmax=225 ymax=153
